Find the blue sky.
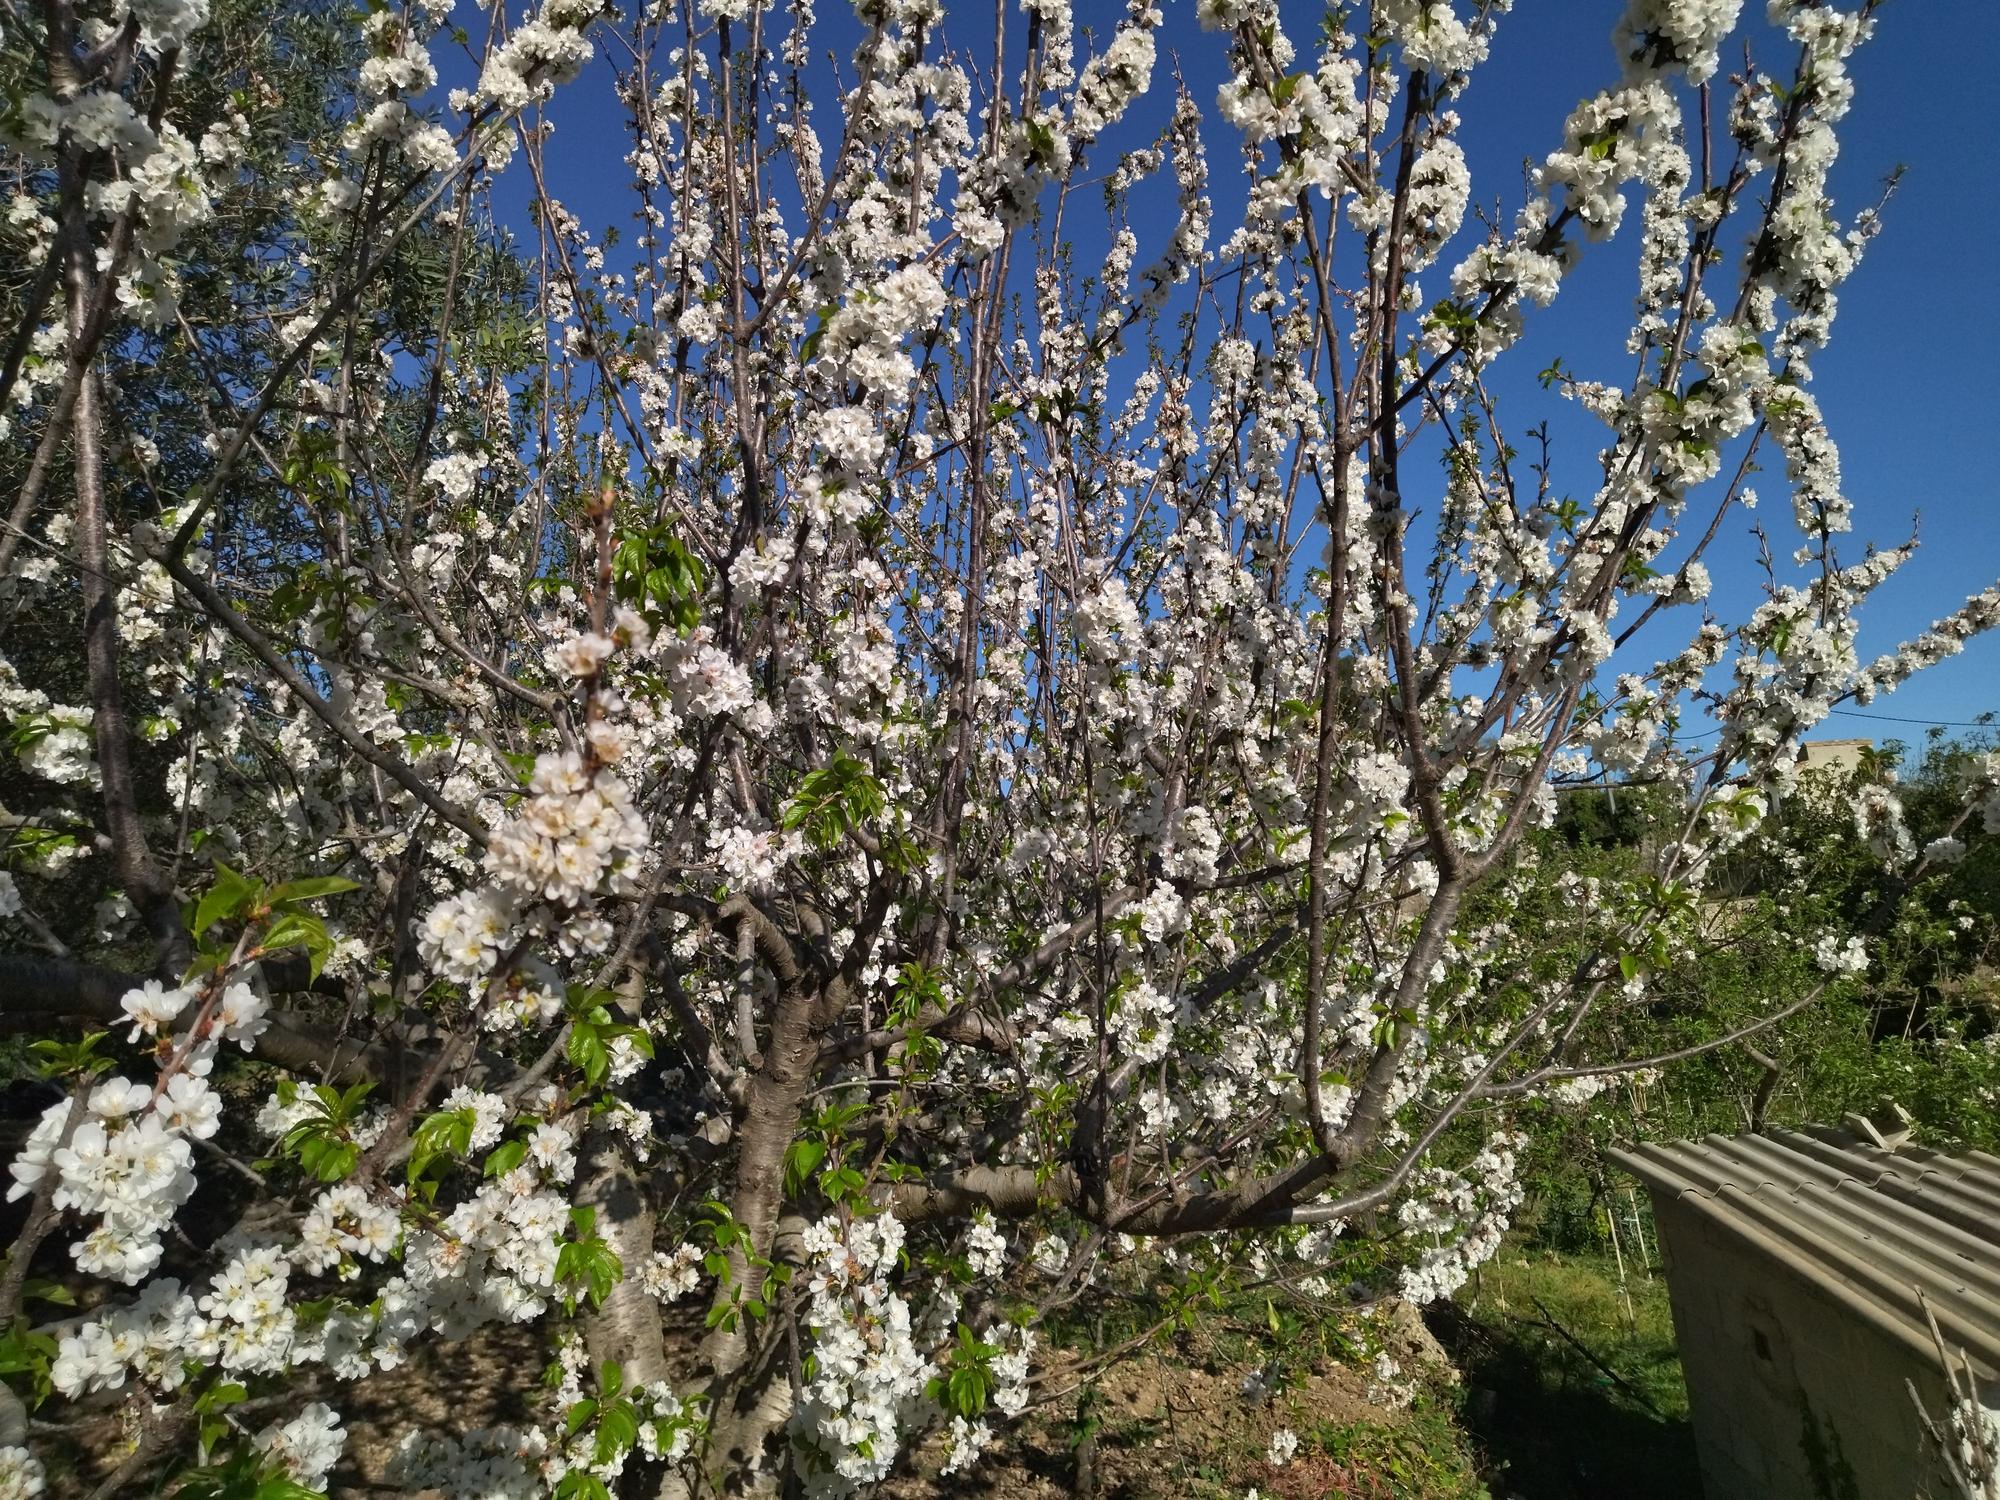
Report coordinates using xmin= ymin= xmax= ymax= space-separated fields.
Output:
xmin=1443 ymin=0 xmax=2000 ymax=747
xmin=502 ymin=0 xmax=1998 ymax=747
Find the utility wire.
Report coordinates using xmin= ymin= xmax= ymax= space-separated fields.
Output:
xmin=1662 ymin=707 xmax=1993 ymax=742
xmin=1825 ymin=708 xmax=1997 ymax=729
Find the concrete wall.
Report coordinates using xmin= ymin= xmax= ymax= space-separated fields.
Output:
xmin=1797 ymin=739 xmax=1873 ymax=777
xmin=1647 ymin=1189 xmax=1957 ymax=1500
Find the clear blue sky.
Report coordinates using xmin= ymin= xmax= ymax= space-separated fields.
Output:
xmin=503 ymin=0 xmax=1998 ymax=747
xmin=1443 ymin=0 xmax=2000 ymax=747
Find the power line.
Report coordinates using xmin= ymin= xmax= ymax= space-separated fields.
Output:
xmin=1660 ymin=709 xmax=1993 ymax=743
xmin=1825 ymin=708 xmax=1997 ymax=729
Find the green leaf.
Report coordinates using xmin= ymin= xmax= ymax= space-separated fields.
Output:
xmin=409 ymin=1108 xmax=475 ymax=1183
xmin=594 ymin=1400 xmax=639 ymax=1464
xmin=484 ymin=1139 xmax=528 ymax=1177
xmin=413 ymin=1108 xmax=474 ymax=1159
xmin=586 ymin=1245 xmax=621 ymax=1305
xmin=193 ymin=862 xmax=261 ymax=937
xmin=568 ymin=1022 xmax=609 ymax=1084
xmin=297 ymin=1135 xmax=359 ymax=1183
xmin=194 ymin=1381 xmax=249 ymax=1415
xmin=781 ymin=754 xmax=886 ymax=852
xmin=261 ymin=909 xmax=332 ymax=978
xmin=267 ymin=875 xmax=361 ymax=904
xmin=783 ymin=1139 xmax=827 ymax=1197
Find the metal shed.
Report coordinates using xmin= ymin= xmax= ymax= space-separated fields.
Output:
xmin=1611 ymin=1118 xmax=2000 ymax=1500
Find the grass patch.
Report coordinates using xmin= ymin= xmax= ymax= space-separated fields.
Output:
xmin=1294 ymin=1399 xmax=1493 ymax=1499
xmin=1437 ymin=1249 xmax=1699 ymax=1498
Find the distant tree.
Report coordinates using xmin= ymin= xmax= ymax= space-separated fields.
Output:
xmin=1502 ymin=728 xmax=2000 ymax=1245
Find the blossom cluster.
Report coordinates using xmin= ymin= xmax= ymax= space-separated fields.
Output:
xmin=415 ymin=623 xmax=649 ymax=1018
xmin=790 ymin=1213 xmax=936 ymax=1494
xmin=11 ymin=966 xmax=265 ymax=1286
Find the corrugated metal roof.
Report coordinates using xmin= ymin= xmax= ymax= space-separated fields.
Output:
xmin=1609 ymin=1121 xmax=2000 ymax=1382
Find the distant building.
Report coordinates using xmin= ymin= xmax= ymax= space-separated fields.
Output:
xmin=1612 ymin=1119 xmax=2000 ymax=1500
xmin=1796 ymin=738 xmax=1873 ymax=777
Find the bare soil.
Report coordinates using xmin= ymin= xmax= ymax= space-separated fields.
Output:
xmin=883 ymin=1342 xmax=1402 ymax=1500
xmin=323 ymin=1320 xmax=1414 ymax=1499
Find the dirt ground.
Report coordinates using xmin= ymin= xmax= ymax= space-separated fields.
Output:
xmin=318 ymin=1320 xmax=1420 ymax=1498
xmin=337 ymin=1322 xmax=547 ymax=1489
xmin=882 ymin=1350 xmax=1398 ymax=1500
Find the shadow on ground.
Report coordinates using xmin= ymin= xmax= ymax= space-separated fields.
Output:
xmin=1431 ymin=1297 xmax=1702 ymax=1500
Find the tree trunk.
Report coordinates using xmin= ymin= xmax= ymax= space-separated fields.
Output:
xmin=577 ymin=1123 xmax=670 ymax=1390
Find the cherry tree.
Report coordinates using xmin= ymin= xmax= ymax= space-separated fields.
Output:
xmin=1 ymin=0 xmax=1996 ymax=1494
